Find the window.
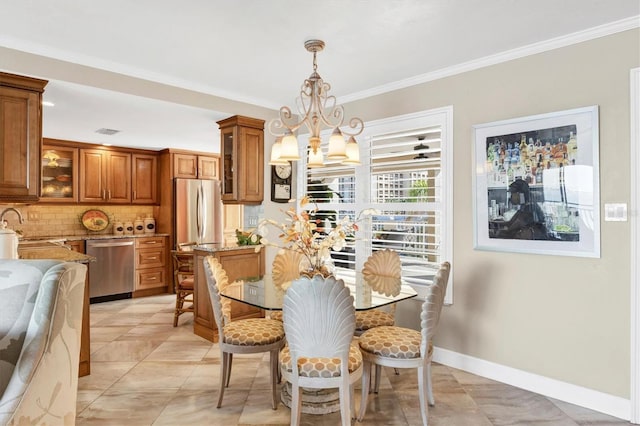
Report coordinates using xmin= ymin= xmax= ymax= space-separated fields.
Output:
xmin=296 ymin=107 xmax=453 ymax=302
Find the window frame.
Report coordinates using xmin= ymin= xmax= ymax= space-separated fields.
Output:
xmin=295 ymin=107 xmax=454 ymax=303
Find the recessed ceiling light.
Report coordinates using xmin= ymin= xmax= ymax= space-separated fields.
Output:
xmin=42 ymin=101 xmax=55 ymax=107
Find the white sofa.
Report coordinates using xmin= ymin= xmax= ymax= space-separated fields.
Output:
xmin=0 ymin=260 xmax=87 ymax=426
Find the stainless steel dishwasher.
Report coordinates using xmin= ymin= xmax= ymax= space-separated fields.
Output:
xmin=86 ymin=238 xmax=135 ymax=303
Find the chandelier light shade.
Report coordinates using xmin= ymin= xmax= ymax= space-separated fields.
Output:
xmin=268 ymin=39 xmax=364 ymax=168
xmin=268 ymin=137 xmax=290 ymax=165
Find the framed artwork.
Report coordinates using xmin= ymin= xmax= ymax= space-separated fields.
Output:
xmin=473 ymin=106 xmax=600 ymax=257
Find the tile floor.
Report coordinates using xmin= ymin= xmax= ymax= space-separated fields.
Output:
xmin=76 ymin=294 xmax=629 ymax=425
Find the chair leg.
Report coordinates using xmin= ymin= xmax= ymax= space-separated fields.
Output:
xmin=417 ymin=365 xmax=429 ymax=426
xmin=225 ymin=353 xmax=233 ymax=387
xmin=173 ymin=291 xmax=182 ymax=327
xmin=270 ymin=349 xmax=279 ymax=410
xmin=358 ymin=361 xmax=371 ymax=421
xmin=291 ymin=381 xmax=302 ymax=426
xmin=373 ymin=364 xmax=382 ymax=393
xmin=217 ymin=352 xmax=228 ymax=408
xmin=339 ymin=377 xmax=351 ymax=426
xmin=426 ymin=362 xmax=435 ymax=406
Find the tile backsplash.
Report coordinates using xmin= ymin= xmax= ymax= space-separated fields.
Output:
xmin=0 ymin=204 xmax=154 ymax=238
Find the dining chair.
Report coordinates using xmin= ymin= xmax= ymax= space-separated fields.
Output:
xmin=269 ymin=250 xmax=309 ymax=322
xmin=171 ymin=244 xmax=196 ymax=327
xmin=203 ymin=256 xmax=286 ymax=409
xmin=354 ymin=249 xmax=402 ymax=335
xmin=357 ymin=261 xmax=451 ymax=426
xmin=280 ymin=274 xmax=363 ymax=426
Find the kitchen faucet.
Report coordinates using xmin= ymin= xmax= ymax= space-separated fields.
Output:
xmin=0 ymin=207 xmax=24 ymax=225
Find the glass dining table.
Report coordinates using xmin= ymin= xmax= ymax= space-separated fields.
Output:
xmin=219 ymin=272 xmax=418 ymax=312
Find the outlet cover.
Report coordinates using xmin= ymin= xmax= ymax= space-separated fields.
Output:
xmin=604 ymin=203 xmax=627 ymax=221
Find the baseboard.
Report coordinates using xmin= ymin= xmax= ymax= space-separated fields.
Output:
xmin=433 ymin=346 xmax=631 ymax=421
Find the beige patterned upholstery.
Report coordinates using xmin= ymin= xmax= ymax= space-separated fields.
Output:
xmin=280 ymin=275 xmax=362 ymax=426
xmin=358 ymin=261 xmax=451 ymax=426
xmin=222 ymin=318 xmax=285 ymax=346
xmin=280 ymin=341 xmax=362 ymax=378
xmin=355 ymin=309 xmax=395 ymax=333
xmin=203 ymin=256 xmax=285 ymax=410
xmin=0 ymin=260 xmax=87 ymax=426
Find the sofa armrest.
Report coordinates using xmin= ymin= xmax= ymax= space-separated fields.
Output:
xmin=0 ymin=261 xmax=87 ymax=425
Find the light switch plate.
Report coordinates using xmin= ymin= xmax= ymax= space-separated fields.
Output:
xmin=604 ymin=203 xmax=627 ymax=221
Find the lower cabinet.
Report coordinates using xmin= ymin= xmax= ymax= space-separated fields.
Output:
xmin=66 ymin=240 xmax=90 ymax=377
xmin=134 ymin=236 xmax=168 ymax=296
xmin=193 ymin=247 xmax=265 ymax=342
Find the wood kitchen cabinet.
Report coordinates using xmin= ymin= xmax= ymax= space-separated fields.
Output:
xmin=133 ymin=236 xmax=168 ymax=297
xmin=192 ymin=247 xmax=264 ymax=342
xmin=0 ymin=72 xmax=47 ymax=202
xmin=132 ymin=153 xmax=158 ymax=204
xmin=41 ymin=140 xmax=79 ymax=202
xmin=79 ymin=148 xmax=132 ymax=203
xmin=173 ymin=152 xmax=219 ymax=180
xmin=217 ymin=115 xmax=264 ymax=204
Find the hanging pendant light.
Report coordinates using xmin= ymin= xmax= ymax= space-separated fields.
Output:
xmin=267 ymin=39 xmax=363 ymax=168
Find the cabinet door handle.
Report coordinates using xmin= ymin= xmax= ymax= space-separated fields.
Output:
xmin=147 ymin=256 xmax=158 ymax=260
xmin=144 ymin=241 xmax=157 ymax=244
xmin=108 ymin=190 xmax=111 ymax=200
xmin=133 ymin=190 xmax=137 ymax=200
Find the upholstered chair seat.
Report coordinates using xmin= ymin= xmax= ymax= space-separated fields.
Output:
xmin=280 ymin=341 xmax=362 ymax=378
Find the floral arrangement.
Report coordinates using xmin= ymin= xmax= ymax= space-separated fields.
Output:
xmin=235 ymin=229 xmax=262 ymax=246
xmin=256 ymin=196 xmax=377 ymax=276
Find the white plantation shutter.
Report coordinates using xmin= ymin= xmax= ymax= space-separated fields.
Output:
xmin=298 ymin=108 xmax=453 ymax=300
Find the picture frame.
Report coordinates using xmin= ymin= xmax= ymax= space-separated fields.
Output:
xmin=472 ymin=106 xmax=600 ymax=258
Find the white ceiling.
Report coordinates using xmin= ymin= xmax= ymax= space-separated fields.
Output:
xmin=0 ymin=1 xmax=638 ymax=152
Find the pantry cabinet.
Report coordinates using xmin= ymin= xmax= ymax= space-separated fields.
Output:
xmin=79 ymin=148 xmax=131 ymax=203
xmin=0 ymin=72 xmax=47 ymax=202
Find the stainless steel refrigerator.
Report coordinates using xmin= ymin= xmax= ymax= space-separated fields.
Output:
xmin=174 ymin=178 xmax=223 ymax=246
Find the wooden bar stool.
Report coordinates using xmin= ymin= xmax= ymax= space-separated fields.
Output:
xmin=171 ymin=244 xmax=195 ymax=326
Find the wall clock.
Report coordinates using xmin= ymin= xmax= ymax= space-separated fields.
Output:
xmin=271 ymin=163 xmax=292 ymax=203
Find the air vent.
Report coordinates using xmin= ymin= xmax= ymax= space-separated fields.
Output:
xmin=95 ymin=128 xmax=121 ymax=136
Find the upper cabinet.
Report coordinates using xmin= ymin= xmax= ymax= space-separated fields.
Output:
xmin=132 ymin=153 xmax=158 ymax=204
xmin=79 ymin=148 xmax=132 ymax=204
xmin=41 ymin=140 xmax=79 ymax=202
xmin=0 ymin=72 xmax=47 ymax=202
xmin=217 ymin=115 xmax=264 ymax=204
xmin=173 ymin=153 xmax=219 ymax=180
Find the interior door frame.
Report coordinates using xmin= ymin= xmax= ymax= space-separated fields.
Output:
xmin=631 ymin=66 xmax=639 ymax=424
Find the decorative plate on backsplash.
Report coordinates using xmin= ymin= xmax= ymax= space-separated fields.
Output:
xmin=80 ymin=209 xmax=110 ymax=232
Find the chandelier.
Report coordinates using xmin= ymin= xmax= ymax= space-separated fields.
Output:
xmin=268 ymin=39 xmax=363 ymax=168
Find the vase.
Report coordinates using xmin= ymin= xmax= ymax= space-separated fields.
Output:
xmin=300 ymin=263 xmax=334 ymax=279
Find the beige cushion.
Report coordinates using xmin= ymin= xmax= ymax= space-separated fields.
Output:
xmin=359 ymin=325 xmax=432 ymax=359
xmin=222 ymin=318 xmax=284 ymax=346
xmin=355 ymin=309 xmax=394 ymax=332
xmin=280 ymin=341 xmax=363 ymax=378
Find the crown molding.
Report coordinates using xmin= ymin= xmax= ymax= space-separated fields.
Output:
xmin=339 ymin=15 xmax=640 ymax=104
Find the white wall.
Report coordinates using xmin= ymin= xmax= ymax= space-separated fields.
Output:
xmin=344 ymin=29 xmax=639 ymax=400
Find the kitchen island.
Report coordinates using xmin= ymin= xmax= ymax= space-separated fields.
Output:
xmin=18 ymin=242 xmax=94 ymax=377
xmin=192 ymin=244 xmax=265 ymax=342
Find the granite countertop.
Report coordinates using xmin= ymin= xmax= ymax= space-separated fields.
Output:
xmin=18 ymin=244 xmax=96 ymax=263
xmin=20 ymin=233 xmax=169 ymax=242
xmin=193 ymin=243 xmax=263 ymax=253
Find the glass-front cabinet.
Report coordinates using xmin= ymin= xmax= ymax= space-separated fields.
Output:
xmin=41 ymin=142 xmax=79 ymax=202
